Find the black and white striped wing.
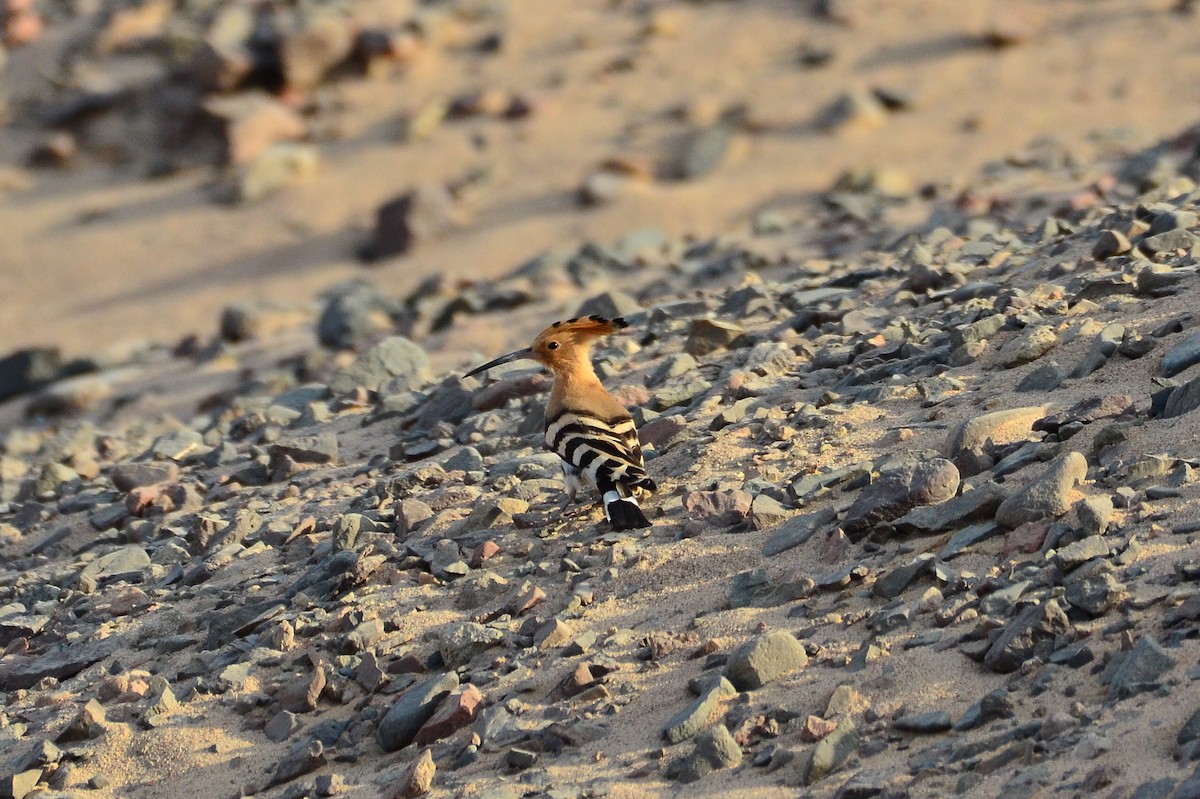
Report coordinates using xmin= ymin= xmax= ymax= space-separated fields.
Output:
xmin=545 ymin=409 xmax=656 ymax=493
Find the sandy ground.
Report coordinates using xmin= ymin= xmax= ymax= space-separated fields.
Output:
xmin=3 ymin=2 xmax=1200 ymax=799
xmin=2 ymin=0 xmax=1200 ymax=357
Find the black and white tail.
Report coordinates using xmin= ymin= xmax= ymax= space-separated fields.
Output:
xmin=602 ymin=489 xmax=651 ymax=530
xmin=546 ymin=408 xmax=656 ymax=529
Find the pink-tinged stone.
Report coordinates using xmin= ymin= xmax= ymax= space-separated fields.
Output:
xmin=413 ymin=684 xmax=482 ymax=746
xmin=682 ymin=490 xmax=751 ymax=527
xmin=470 ymin=540 xmax=501 ymax=568
xmin=1003 ymin=519 xmax=1051 ymax=555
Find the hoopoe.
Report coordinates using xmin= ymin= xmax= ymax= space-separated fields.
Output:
xmin=464 ymin=315 xmax=657 ymax=530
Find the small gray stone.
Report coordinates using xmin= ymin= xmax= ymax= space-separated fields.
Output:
xmin=360 ymin=185 xmax=460 ymax=262
xmin=270 ymin=432 xmax=338 ymax=465
xmin=1056 ymin=536 xmax=1109 ymax=569
xmin=663 ymin=677 xmax=736 ymax=744
xmin=439 ymin=622 xmax=505 ymax=668
xmin=728 ymin=568 xmax=773 ymax=609
xmin=330 ymin=336 xmax=431 ymax=394
xmin=669 ymin=724 xmax=742 ymax=783
xmin=939 ymin=523 xmax=1004 ymax=560
xmin=443 ymin=446 xmax=484 ymax=473
xmin=1075 ymin=495 xmax=1113 ymax=536
xmin=805 ymin=718 xmax=858 ymax=785
xmin=110 ymin=462 xmax=179 ymax=491
xmin=999 ymin=326 xmax=1057 ymax=368
xmin=264 ymin=710 xmax=304 ymax=742
xmin=748 ymin=493 xmax=791 ymax=531
xmin=1016 ymin=361 xmax=1066 ymax=393
xmin=1064 ymin=563 xmax=1123 ymax=617
xmin=725 ymin=631 xmax=808 ymax=691
xmin=78 ymin=546 xmax=151 ymax=592
xmin=677 ymin=122 xmax=736 ymax=180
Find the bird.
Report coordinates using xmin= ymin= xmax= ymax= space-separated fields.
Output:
xmin=464 ymin=315 xmax=657 ymax=530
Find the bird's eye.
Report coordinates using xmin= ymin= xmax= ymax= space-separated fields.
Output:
xmin=547 ymin=341 xmax=560 ymax=350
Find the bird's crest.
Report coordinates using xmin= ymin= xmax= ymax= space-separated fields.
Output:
xmin=533 ymin=315 xmax=628 ymax=349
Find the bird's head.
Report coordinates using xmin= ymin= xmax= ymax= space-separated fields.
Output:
xmin=464 ymin=315 xmax=629 ymax=378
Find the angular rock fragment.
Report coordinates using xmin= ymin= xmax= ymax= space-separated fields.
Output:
xmin=995 ymin=451 xmax=1087 ymax=528
xmin=725 ymin=631 xmax=808 ymax=690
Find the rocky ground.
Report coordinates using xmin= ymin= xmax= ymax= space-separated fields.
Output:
xmin=3 ymin=103 xmax=1200 ymax=798
xmin=5 ymin=1 xmax=1200 ymax=799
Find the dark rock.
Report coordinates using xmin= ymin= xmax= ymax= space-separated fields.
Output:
xmin=725 ymin=631 xmax=808 ymax=690
xmin=414 ymin=683 xmax=483 ymax=746
xmin=1107 ymin=636 xmax=1176 ymax=700
xmin=748 ymin=494 xmax=792 ymax=531
xmin=1016 ymin=361 xmax=1066 ymax=393
xmin=685 ymin=319 xmax=746 ymax=357
xmin=872 ymin=554 xmax=934 ymax=599
xmin=270 ymin=432 xmax=338 ymax=466
xmin=0 ymin=347 xmax=63 ymax=402
xmin=843 ymin=459 xmax=959 ymax=538
xmin=939 ymin=523 xmax=1003 ymax=560
xmin=279 ymin=665 xmax=325 ymax=714
xmin=1163 ymin=332 xmax=1200 ymax=379
xmin=893 ymin=710 xmax=952 ymax=733
xmin=56 ymin=698 xmax=105 ymax=743
xmin=893 ymin=481 xmax=1007 ymax=535
xmin=1033 ymin=395 xmax=1133 ymax=434
xmin=576 ymin=290 xmax=643 ymax=320
xmin=1179 ymin=707 xmax=1200 ymax=752
xmin=983 ymin=600 xmax=1071 ymax=673
xmin=763 ymin=507 xmax=838 ymax=556
xmin=1162 ymin=376 xmax=1200 ymax=419
xmin=360 ymin=185 xmax=460 ymax=262
xmin=954 ymin=689 xmax=1013 ymax=731
xmin=268 ymin=738 xmax=327 ymax=788
xmin=1092 ymin=229 xmax=1131 ymax=259
xmin=377 ymin=672 xmax=460 ymax=751
xmin=110 ymin=462 xmax=179 ymax=491
xmin=0 ymin=636 xmax=117 ymax=690
xmin=1064 ymin=563 xmax=1123 ymax=616
xmin=0 ymin=770 xmax=41 ymax=799
xmin=317 ymin=282 xmax=408 ymax=350
xmin=265 ymin=710 xmax=304 ymax=743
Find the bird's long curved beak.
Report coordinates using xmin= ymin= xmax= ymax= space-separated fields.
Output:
xmin=463 ymin=348 xmax=534 ymax=378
